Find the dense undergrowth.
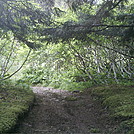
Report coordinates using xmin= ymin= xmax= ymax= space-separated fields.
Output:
xmin=0 ymin=80 xmax=34 ymax=133
xmin=91 ymin=85 xmax=134 ymax=134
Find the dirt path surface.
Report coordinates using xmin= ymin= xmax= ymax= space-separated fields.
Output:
xmin=14 ymin=87 xmax=117 ymax=134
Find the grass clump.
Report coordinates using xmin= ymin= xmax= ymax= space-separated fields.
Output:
xmin=65 ymin=96 xmax=78 ymax=101
xmin=91 ymin=85 xmax=134 ymax=134
xmin=59 ymin=81 xmax=93 ymax=91
xmin=0 ymin=80 xmax=34 ymax=133
xmin=89 ymin=128 xmax=101 ymax=133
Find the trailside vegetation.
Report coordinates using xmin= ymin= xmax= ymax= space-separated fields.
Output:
xmin=0 ymin=0 xmax=133 ymax=84
xmin=0 ymin=80 xmax=34 ymax=133
xmin=92 ymin=85 xmax=134 ymax=134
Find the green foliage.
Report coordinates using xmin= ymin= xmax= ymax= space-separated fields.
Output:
xmin=92 ymin=85 xmax=134 ymax=133
xmin=59 ymin=81 xmax=93 ymax=91
xmin=65 ymin=96 xmax=77 ymax=101
xmin=119 ymin=119 xmax=134 ymax=134
xmin=0 ymin=80 xmax=34 ymax=133
xmin=1 ymin=0 xmax=134 ymax=84
xmin=55 ymin=9 xmax=78 ymax=23
xmin=0 ymin=31 xmax=30 ymax=80
xmin=89 ymin=128 xmax=101 ymax=133
xmin=21 ymin=67 xmax=46 ymax=85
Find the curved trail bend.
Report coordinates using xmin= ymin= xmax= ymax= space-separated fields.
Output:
xmin=15 ymin=87 xmax=117 ymax=134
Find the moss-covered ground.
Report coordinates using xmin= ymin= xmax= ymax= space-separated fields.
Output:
xmin=91 ymin=85 xmax=134 ymax=134
xmin=0 ymin=81 xmax=34 ymax=133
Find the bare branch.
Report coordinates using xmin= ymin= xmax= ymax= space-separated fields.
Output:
xmin=88 ymin=37 xmax=134 ymax=59
xmin=0 ymin=49 xmax=32 ymax=81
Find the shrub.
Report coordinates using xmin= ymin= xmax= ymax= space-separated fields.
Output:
xmin=91 ymin=85 xmax=134 ymax=134
xmin=0 ymin=80 xmax=34 ymax=133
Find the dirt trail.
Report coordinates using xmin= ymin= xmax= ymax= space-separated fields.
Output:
xmin=14 ymin=87 xmax=117 ymax=134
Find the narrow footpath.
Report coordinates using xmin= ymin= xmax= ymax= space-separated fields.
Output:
xmin=14 ymin=87 xmax=118 ymax=134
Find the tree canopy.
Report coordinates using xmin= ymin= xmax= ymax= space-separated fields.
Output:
xmin=0 ymin=0 xmax=134 ymax=83
xmin=0 ymin=0 xmax=134 ymax=49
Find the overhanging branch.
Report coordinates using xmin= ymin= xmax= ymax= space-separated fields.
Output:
xmin=88 ymin=37 xmax=134 ymax=59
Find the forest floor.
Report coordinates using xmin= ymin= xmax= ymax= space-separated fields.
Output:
xmin=13 ymin=87 xmax=118 ymax=134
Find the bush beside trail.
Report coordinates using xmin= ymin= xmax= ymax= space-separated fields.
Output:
xmin=0 ymin=80 xmax=34 ymax=133
xmin=91 ymin=85 xmax=134 ymax=134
